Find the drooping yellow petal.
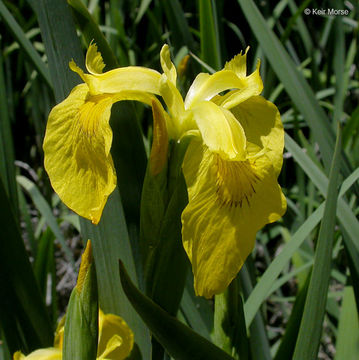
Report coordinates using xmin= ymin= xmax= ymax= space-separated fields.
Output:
xmin=97 ymin=309 xmax=134 ymax=360
xmin=182 ymin=142 xmax=286 ymax=298
xmin=86 ymin=42 xmax=106 ymax=75
xmin=191 ymin=101 xmax=247 ymax=161
xmin=43 ymin=82 xmax=159 ymax=224
xmin=13 ymin=349 xmax=62 ymax=360
xmin=43 ymin=84 xmax=116 ymax=224
xmin=232 ymin=96 xmax=284 ymax=175
xmin=184 ymin=70 xmax=246 ymax=109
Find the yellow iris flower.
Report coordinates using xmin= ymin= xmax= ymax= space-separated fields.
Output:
xmin=43 ymin=44 xmax=286 ymax=298
xmin=43 ymin=44 xmax=163 ymax=224
xmin=13 ymin=309 xmax=134 ymax=360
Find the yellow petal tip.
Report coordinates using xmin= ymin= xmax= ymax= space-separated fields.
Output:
xmin=76 ymin=240 xmax=93 ymax=294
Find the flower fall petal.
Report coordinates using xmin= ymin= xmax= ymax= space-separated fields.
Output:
xmin=43 ymin=84 xmax=116 ymax=224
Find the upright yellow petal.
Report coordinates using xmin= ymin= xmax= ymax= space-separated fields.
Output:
xmin=218 ymin=60 xmax=263 ymax=109
xmin=224 ymin=47 xmax=249 ymax=78
xmin=160 ymin=44 xmax=177 ymax=86
xmin=86 ymin=42 xmax=106 ymax=75
xmin=97 ymin=310 xmax=134 ymax=360
xmin=149 ymin=99 xmax=169 ymax=175
xmin=159 ymin=74 xmax=185 ymax=124
xmin=191 ymin=101 xmax=247 ymax=161
xmin=43 ymin=84 xmax=116 ymax=224
xmin=184 ymin=70 xmax=246 ymax=109
xmin=182 ymin=141 xmax=286 ymax=298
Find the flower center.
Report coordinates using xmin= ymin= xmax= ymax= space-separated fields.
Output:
xmin=215 ymin=155 xmax=259 ymax=208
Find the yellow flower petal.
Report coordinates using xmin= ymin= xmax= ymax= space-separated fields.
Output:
xmin=13 ymin=352 xmax=25 ymax=360
xmin=43 ymin=81 xmax=159 ymax=224
xmin=88 ymin=66 xmax=162 ymax=95
xmin=43 ymin=84 xmax=116 ymax=224
xmin=224 ymin=47 xmax=249 ymax=77
xmin=191 ymin=101 xmax=246 ymax=161
xmin=86 ymin=42 xmax=106 ymax=75
xmin=232 ymin=96 xmax=284 ymax=175
xmin=70 ymin=55 xmax=161 ymax=97
xmin=97 ymin=310 xmax=134 ymax=360
xmin=160 ymin=44 xmax=177 ymax=86
xmin=54 ymin=315 xmax=65 ymax=350
xmin=219 ymin=60 xmax=263 ymax=109
xmin=50 ymin=310 xmax=133 ymax=360
xmin=184 ymin=70 xmax=246 ymax=109
xmin=182 ymin=142 xmax=286 ymax=298
xmin=13 ymin=349 xmax=62 ymax=360
xmin=150 ymin=99 xmax=169 ymax=175
xmin=159 ymin=74 xmax=185 ymax=125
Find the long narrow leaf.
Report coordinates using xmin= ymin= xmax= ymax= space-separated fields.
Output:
xmin=0 ymin=0 xmax=52 ymax=88
xmin=334 ymin=286 xmax=359 ymax=360
xmin=199 ymin=0 xmax=221 ymax=70
xmin=119 ymin=261 xmax=234 ymax=360
xmin=33 ymin=0 xmax=84 ymax=102
xmin=292 ymin=126 xmax=342 ymax=360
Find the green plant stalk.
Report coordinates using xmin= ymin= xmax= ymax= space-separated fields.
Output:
xmin=293 ymin=125 xmax=342 ymax=359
